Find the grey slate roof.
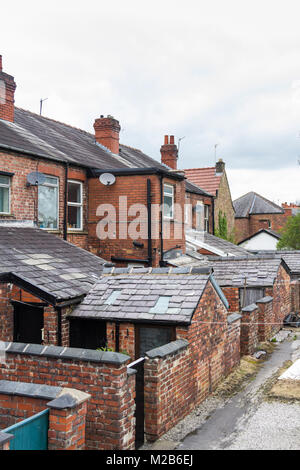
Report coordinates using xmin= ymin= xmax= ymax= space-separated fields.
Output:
xmin=186 ymin=230 xmax=254 ymax=257
xmin=207 ymin=256 xmax=289 ymax=287
xmin=0 ymin=225 xmax=106 ymax=303
xmin=249 ymin=250 xmax=300 ymax=276
xmin=0 ymin=108 xmax=210 ymax=196
xmin=70 ymin=267 xmax=227 ymax=324
xmin=233 ymin=192 xmax=284 ymax=218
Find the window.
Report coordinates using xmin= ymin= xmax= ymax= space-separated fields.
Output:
xmin=204 ymin=205 xmax=209 ymax=232
xmin=105 ymin=290 xmax=121 ymax=305
xmin=38 ymin=176 xmax=59 ymax=230
xmin=149 ymin=296 xmax=171 ymax=314
xmin=196 ymin=201 xmax=204 ymax=230
xmin=67 ymin=180 xmax=83 ymax=230
xmin=0 ymin=175 xmax=10 ymax=214
xmin=163 ymin=184 xmax=174 ymax=219
xmin=259 ymin=219 xmax=271 ymax=229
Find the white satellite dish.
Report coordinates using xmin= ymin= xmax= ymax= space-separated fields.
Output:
xmin=26 ymin=171 xmax=46 ymax=186
xmin=99 ymin=173 xmax=116 ymax=186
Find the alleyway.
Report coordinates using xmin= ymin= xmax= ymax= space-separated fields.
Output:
xmin=176 ymin=331 xmax=300 ymax=450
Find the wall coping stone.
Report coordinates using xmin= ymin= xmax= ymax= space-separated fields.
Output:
xmin=4 ymin=342 xmax=130 ymax=365
xmin=146 ymin=339 xmax=189 ymax=359
xmin=48 ymin=388 xmax=90 ymax=409
xmin=242 ymin=303 xmax=258 ymax=313
xmin=0 ymin=431 xmax=14 ymax=445
xmin=227 ymin=313 xmax=242 ymax=324
xmin=256 ymin=296 xmax=273 ymax=304
xmin=0 ymin=380 xmax=62 ymax=400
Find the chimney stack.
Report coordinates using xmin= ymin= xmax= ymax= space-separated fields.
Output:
xmin=93 ymin=115 xmax=121 ymax=154
xmin=0 ymin=55 xmax=17 ymax=122
xmin=215 ymin=158 xmax=225 ymax=174
xmin=160 ymin=135 xmax=178 ymax=170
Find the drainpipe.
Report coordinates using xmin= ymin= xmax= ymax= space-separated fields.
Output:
xmin=147 ymin=179 xmax=152 ymax=267
xmin=63 ymin=163 xmax=69 ymax=240
xmin=159 ymin=175 xmax=164 ymax=266
xmin=212 ymin=196 xmax=215 ymax=235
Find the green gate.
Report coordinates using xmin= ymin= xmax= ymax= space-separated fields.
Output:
xmin=3 ymin=409 xmax=49 ymax=450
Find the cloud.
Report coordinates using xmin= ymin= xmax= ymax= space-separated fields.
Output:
xmin=1 ymin=0 xmax=300 ymax=201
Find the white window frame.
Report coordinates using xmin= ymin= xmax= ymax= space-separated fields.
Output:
xmin=204 ymin=204 xmax=209 ymax=232
xmin=163 ymin=184 xmax=174 ymax=220
xmin=67 ymin=180 xmax=83 ymax=231
xmin=0 ymin=175 xmax=11 ymax=215
xmin=38 ymin=175 xmax=59 ymax=231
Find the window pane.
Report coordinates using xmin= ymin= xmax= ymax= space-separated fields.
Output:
xmin=68 ymin=205 xmax=81 ymax=229
xmin=164 ymin=195 xmax=173 ymax=218
xmin=68 ymin=181 xmax=81 ymax=203
xmin=44 ymin=176 xmax=58 ymax=186
xmin=0 ymin=175 xmax=9 ymax=185
xmin=38 ymin=185 xmax=58 ymax=229
xmin=0 ymin=187 xmax=9 ymax=213
xmin=164 ymin=185 xmax=173 ymax=195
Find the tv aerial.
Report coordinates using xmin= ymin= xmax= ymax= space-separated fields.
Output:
xmin=99 ymin=173 xmax=116 ymax=186
xmin=26 ymin=171 xmax=46 ymax=187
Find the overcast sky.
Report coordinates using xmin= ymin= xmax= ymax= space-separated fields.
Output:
xmin=1 ymin=0 xmax=300 ymax=202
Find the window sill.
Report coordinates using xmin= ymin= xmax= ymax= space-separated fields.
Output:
xmin=67 ymin=230 xmax=88 ymax=235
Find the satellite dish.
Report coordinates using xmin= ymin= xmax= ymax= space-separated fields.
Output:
xmin=99 ymin=173 xmax=116 ymax=186
xmin=26 ymin=171 xmax=46 ymax=186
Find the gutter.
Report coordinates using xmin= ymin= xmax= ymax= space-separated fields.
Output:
xmin=88 ymin=166 xmax=185 ymax=181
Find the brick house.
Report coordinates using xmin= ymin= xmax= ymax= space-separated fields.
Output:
xmin=233 ymin=192 xmax=288 ymax=244
xmin=70 ymin=266 xmax=241 ymax=440
xmin=0 ymin=224 xmax=105 ymax=347
xmin=184 ymin=159 xmax=236 ymax=238
xmin=0 ymin=55 xmax=215 ymax=268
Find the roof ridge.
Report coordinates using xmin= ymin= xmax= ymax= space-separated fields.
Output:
xmin=184 ymin=166 xmax=217 ymax=171
xmin=251 ymin=191 xmax=284 ymax=213
xmin=15 ymin=107 xmax=94 ymax=139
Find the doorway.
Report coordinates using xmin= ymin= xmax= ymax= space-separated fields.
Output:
xmin=13 ymin=301 xmax=44 ymax=344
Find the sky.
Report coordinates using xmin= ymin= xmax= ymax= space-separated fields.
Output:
xmin=1 ymin=0 xmax=300 ymax=203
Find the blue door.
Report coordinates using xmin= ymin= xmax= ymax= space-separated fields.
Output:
xmin=3 ymin=409 xmax=49 ymax=450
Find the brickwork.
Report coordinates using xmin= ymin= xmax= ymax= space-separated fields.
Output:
xmin=0 ymin=283 xmax=13 ymax=342
xmin=106 ymin=322 xmax=135 ymax=358
xmin=214 ymin=172 xmax=235 ymax=238
xmin=0 ymin=348 xmax=135 ymax=450
xmin=256 ymin=298 xmax=276 ymax=342
xmin=144 ymin=281 xmax=241 ymax=441
xmin=0 ymin=151 xmax=89 ymax=249
xmin=0 ymin=57 xmax=16 ymax=122
xmin=265 ymin=264 xmax=291 ymax=329
xmin=222 ymin=287 xmax=240 ymax=312
xmin=88 ymin=174 xmax=186 ymax=266
xmin=235 ymin=212 xmax=289 ymax=244
xmin=0 ymin=390 xmax=89 ymax=450
xmin=185 ymin=192 xmax=213 ymax=233
xmin=240 ymin=304 xmax=259 ymax=355
xmin=291 ymin=280 xmax=300 ymax=313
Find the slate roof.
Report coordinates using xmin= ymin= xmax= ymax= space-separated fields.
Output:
xmin=249 ymin=251 xmax=300 ymax=276
xmin=185 ymin=179 xmax=213 ymax=197
xmin=207 ymin=256 xmax=289 ymax=287
xmin=186 ymin=230 xmax=254 ymax=257
xmin=0 ymin=224 xmax=106 ymax=303
xmin=233 ymin=192 xmax=284 ymax=218
xmin=184 ymin=167 xmax=222 ymax=196
xmin=0 ymin=108 xmax=212 ymax=196
xmin=70 ymin=266 xmax=228 ymax=324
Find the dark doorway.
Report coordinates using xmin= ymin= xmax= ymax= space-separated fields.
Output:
xmin=135 ymin=325 xmax=175 ymax=358
xmin=69 ymin=319 xmax=107 ymax=349
xmin=128 ymin=357 xmax=145 ymax=449
xmin=13 ymin=301 xmax=44 ymax=344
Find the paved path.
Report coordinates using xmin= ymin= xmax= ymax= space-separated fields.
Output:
xmin=177 ymin=335 xmax=300 ymax=450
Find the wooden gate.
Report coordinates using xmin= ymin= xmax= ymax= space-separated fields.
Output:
xmin=3 ymin=409 xmax=49 ymax=450
xmin=128 ymin=357 xmax=145 ymax=449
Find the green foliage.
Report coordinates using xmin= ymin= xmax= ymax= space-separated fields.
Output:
xmin=276 ymin=213 xmax=300 ymax=250
xmin=97 ymin=345 xmax=114 ymax=352
xmin=215 ymin=210 xmax=235 ymax=243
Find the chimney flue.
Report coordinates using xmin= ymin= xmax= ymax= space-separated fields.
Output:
xmin=0 ymin=55 xmax=16 ymax=122
xmin=160 ymin=134 xmax=178 ymax=170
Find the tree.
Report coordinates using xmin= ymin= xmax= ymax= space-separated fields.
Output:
xmin=277 ymin=212 xmax=300 ymax=250
xmin=215 ymin=210 xmax=235 ymax=243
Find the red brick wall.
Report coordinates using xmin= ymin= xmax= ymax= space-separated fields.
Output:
xmin=265 ymin=265 xmax=291 ymax=328
xmin=0 ymin=284 xmax=14 ymax=342
xmin=88 ymin=174 xmax=186 ymax=266
xmin=256 ymin=298 xmax=276 ymax=342
xmin=235 ymin=212 xmax=289 ymax=244
xmin=0 ymin=393 xmax=88 ymax=450
xmin=240 ymin=305 xmax=259 ymax=355
xmin=222 ymin=287 xmax=240 ymax=312
xmin=0 ymin=67 xmax=16 ymax=122
xmin=0 ymin=151 xmax=89 ymax=249
xmin=291 ymin=280 xmax=300 ymax=313
xmin=144 ymin=281 xmax=240 ymax=441
xmin=0 ymin=350 xmax=135 ymax=450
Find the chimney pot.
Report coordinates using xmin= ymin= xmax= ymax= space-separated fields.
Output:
xmin=160 ymin=134 xmax=178 ymax=170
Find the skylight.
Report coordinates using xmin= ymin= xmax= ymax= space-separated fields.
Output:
xmin=149 ymin=296 xmax=171 ymax=314
xmin=105 ymin=290 xmax=121 ymax=305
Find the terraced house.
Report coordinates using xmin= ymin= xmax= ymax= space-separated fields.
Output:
xmin=0 ymin=55 xmax=214 ymax=268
